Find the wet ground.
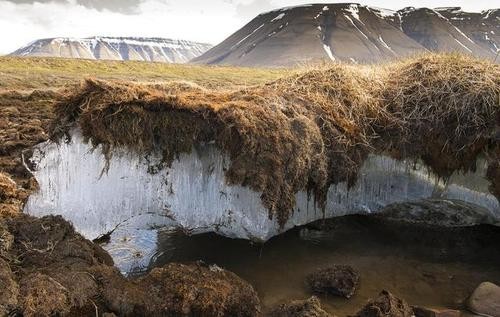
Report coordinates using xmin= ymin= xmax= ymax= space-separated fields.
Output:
xmin=148 ymin=215 xmax=500 ymax=316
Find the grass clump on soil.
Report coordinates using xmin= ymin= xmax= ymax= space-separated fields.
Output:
xmin=0 ymin=172 xmax=27 ymax=216
xmin=306 ymin=265 xmax=360 ymax=298
xmin=354 ymin=290 xmax=414 ymax=317
xmin=96 ymin=262 xmax=260 ymax=316
xmin=51 ymin=53 xmax=500 ymax=228
xmin=268 ymin=296 xmax=332 ymax=317
xmin=0 ymin=90 xmax=57 ymax=190
xmin=0 ymin=214 xmax=260 ymax=316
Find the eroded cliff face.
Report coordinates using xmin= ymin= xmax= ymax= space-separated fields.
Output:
xmin=23 ymin=130 xmax=499 ymax=271
xmin=22 ymin=54 xmax=500 ymax=272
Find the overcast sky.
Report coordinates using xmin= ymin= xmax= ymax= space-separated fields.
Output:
xmin=0 ymin=0 xmax=496 ymax=54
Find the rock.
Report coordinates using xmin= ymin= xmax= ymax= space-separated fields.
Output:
xmin=267 ymin=296 xmax=333 ymax=317
xmin=466 ymin=282 xmax=500 ymax=317
xmin=413 ymin=306 xmax=460 ymax=317
xmin=306 ymin=265 xmax=359 ymax=298
xmin=354 ymin=290 xmax=413 ymax=317
xmin=376 ymin=199 xmax=497 ymax=227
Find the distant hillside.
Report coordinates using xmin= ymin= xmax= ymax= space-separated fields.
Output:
xmin=193 ymin=4 xmax=499 ymax=66
xmin=11 ymin=37 xmax=213 ymax=63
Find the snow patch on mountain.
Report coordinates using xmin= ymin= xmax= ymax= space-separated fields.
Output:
xmin=271 ymin=13 xmax=286 ymax=22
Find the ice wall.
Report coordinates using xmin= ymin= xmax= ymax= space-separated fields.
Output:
xmin=24 ymin=129 xmax=500 ymax=242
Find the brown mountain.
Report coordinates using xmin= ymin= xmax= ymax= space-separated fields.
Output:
xmin=193 ymin=4 xmax=499 ymax=67
xmin=433 ymin=7 xmax=500 ymax=56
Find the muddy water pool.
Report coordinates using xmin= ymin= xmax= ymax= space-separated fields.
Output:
xmin=139 ymin=216 xmax=500 ymax=315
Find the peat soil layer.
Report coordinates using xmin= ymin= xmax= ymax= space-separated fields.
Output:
xmin=51 ymin=54 xmax=500 ymax=227
xmin=148 ymin=215 xmax=500 ymax=316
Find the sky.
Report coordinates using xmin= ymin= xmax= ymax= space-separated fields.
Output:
xmin=0 ymin=0 xmax=496 ymax=54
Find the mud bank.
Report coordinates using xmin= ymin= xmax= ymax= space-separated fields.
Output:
xmin=0 ymin=212 xmax=260 ymax=316
xmin=25 ymin=129 xmax=499 ymax=242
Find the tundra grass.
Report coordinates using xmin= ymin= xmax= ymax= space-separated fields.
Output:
xmin=0 ymin=56 xmax=286 ymax=91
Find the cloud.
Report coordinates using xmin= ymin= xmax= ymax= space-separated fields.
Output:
xmin=0 ymin=0 xmax=245 ymax=54
xmin=235 ymin=0 xmax=274 ymax=21
xmin=2 ymin=0 xmax=145 ymax=14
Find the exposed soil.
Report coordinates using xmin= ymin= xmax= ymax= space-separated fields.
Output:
xmin=267 ymin=297 xmax=333 ymax=317
xmin=50 ymin=53 xmax=500 ymax=227
xmin=353 ymin=290 xmax=414 ymax=317
xmin=96 ymin=262 xmax=261 ymax=317
xmin=0 ymin=90 xmax=57 ymax=192
xmin=0 ymin=172 xmax=29 ymax=217
xmin=1 ymin=211 xmax=115 ymax=316
xmin=306 ymin=266 xmax=360 ymax=298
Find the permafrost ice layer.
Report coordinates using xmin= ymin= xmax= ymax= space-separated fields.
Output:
xmin=24 ymin=130 xmax=500 ymax=271
xmin=25 ymin=129 xmax=500 ymax=240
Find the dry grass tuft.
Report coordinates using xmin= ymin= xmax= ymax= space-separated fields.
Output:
xmin=94 ymin=262 xmax=261 ymax=316
xmin=0 ymin=172 xmax=25 ymax=216
xmin=268 ymin=296 xmax=332 ymax=317
xmin=51 ymin=53 xmax=500 ymax=227
xmin=19 ymin=273 xmax=71 ymax=317
xmin=379 ymin=54 xmax=500 ymax=177
xmin=0 ymin=90 xmax=56 ymax=195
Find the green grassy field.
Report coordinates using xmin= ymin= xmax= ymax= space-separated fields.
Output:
xmin=0 ymin=56 xmax=286 ymax=91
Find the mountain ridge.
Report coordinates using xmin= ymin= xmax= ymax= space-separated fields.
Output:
xmin=11 ymin=36 xmax=213 ymax=63
xmin=193 ymin=3 xmax=499 ymax=66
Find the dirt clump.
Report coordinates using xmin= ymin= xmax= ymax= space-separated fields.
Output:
xmin=19 ymin=272 xmax=74 ymax=316
xmin=50 ymin=53 xmax=500 ymax=227
xmin=353 ymin=290 xmax=414 ymax=317
xmin=95 ymin=262 xmax=261 ymax=317
xmin=0 ymin=214 xmax=261 ymax=317
xmin=0 ymin=258 xmax=18 ymax=316
xmin=0 ymin=89 xmax=57 ymax=196
xmin=306 ymin=265 xmax=360 ymax=298
xmin=0 ymin=172 xmax=27 ymax=216
xmin=267 ymin=296 xmax=333 ymax=317
xmin=3 ymin=214 xmax=114 ymax=316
